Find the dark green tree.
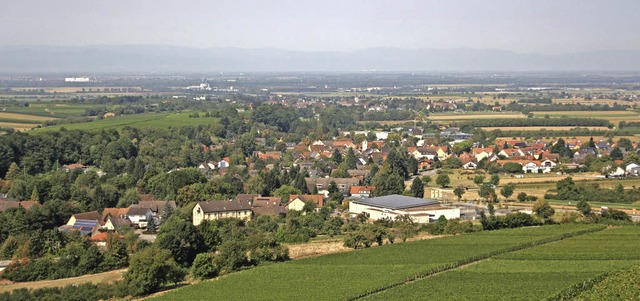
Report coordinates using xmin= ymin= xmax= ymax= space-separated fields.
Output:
xmin=124 ymin=246 xmax=185 ymax=296
xmin=156 ymin=216 xmax=204 ymax=266
xmin=435 ymin=174 xmax=450 ymax=188
xmin=410 ymin=177 xmax=424 ymax=198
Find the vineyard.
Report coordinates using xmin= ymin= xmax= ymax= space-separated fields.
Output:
xmin=364 ymin=226 xmax=640 ymax=300
xmin=153 ymin=224 xmax=605 ymax=301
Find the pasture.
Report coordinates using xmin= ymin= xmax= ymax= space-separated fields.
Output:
xmin=152 ymin=224 xmax=600 ymax=301
xmin=364 ymin=226 xmax=640 ymax=301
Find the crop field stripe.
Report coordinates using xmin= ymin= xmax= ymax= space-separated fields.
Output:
xmin=543 ymin=272 xmax=611 ymax=301
xmin=347 ymin=225 xmax=606 ymax=300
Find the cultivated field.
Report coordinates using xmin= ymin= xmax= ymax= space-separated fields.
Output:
xmin=482 ymin=126 xmax=610 ymax=131
xmin=532 ymin=110 xmax=640 ymax=125
xmin=428 ymin=112 xmax=525 ymax=121
xmin=365 ymin=226 xmax=640 ymax=300
xmin=152 ymin=224 xmax=601 ymax=301
xmin=34 ymin=113 xmax=219 ymax=132
xmin=573 ymin=263 xmax=640 ymax=300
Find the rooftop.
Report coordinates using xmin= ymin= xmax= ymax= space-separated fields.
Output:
xmin=352 ymin=194 xmax=440 ymax=210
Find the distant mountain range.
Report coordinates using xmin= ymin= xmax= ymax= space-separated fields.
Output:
xmin=1 ymin=45 xmax=640 ymax=73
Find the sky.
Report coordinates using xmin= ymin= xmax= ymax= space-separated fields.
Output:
xmin=1 ymin=0 xmax=639 ymax=54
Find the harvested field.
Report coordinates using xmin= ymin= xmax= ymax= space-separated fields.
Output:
xmin=0 ymin=112 xmax=57 ymax=121
xmin=0 ymin=122 xmax=38 ymax=131
xmin=0 ymin=269 xmax=126 ymax=293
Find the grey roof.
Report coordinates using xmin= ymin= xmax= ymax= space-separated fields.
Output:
xmin=127 ymin=207 xmax=151 ymax=216
xmin=198 ymin=200 xmax=252 ymax=213
xmin=352 ymin=194 xmax=439 ymax=210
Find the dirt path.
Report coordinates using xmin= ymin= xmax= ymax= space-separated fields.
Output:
xmin=0 ymin=268 xmax=127 ymax=293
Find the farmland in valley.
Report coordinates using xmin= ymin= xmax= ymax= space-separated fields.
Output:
xmin=152 ymin=224 xmax=603 ymax=301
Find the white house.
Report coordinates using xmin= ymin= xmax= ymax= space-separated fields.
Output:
xmin=126 ymin=207 xmax=153 ymax=228
xmin=625 ymin=163 xmax=640 ymax=176
xmin=462 ymin=161 xmax=477 ymax=170
xmin=218 ymin=159 xmax=230 ymax=169
xmin=349 ymin=195 xmax=460 ymax=224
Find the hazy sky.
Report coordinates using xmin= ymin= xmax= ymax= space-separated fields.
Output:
xmin=1 ymin=0 xmax=638 ymax=54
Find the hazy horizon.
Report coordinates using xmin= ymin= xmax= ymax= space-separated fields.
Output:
xmin=2 ymin=0 xmax=639 ymax=55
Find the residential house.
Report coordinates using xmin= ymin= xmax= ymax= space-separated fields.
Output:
xmin=251 ymin=196 xmax=287 ymax=217
xmin=193 ymin=200 xmax=253 ymax=226
xmin=0 ymin=199 xmax=40 ymax=212
xmin=59 ymin=211 xmax=102 ymax=236
xmin=305 ymin=177 xmax=359 ymax=196
xmin=62 ymin=163 xmax=87 ymax=173
xmin=347 ymin=169 xmax=370 ymax=182
xmin=287 ymin=194 xmax=325 ymax=211
xmin=349 ymin=186 xmax=375 ymax=198
xmin=130 ymin=197 xmax=177 ymax=223
xmin=257 ymin=151 xmax=282 ymax=161
xmin=218 ymin=157 xmax=230 ymax=168
xmin=126 ymin=207 xmax=153 ymax=228
xmin=89 ymin=232 xmax=124 ymax=248
xmin=626 ymin=163 xmax=640 ymax=176
xmin=197 ymin=162 xmax=216 ymax=173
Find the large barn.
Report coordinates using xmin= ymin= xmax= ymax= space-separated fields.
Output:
xmin=348 ymin=194 xmax=460 ymax=223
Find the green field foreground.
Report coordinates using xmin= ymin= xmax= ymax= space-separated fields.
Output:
xmin=153 ymin=224 xmax=603 ymax=301
xmin=364 ymin=226 xmax=640 ymax=301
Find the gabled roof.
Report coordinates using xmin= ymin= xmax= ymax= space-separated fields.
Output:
xmin=19 ymin=201 xmax=41 ymax=209
xmin=107 ymin=216 xmax=133 ymax=228
xmin=289 ymin=194 xmax=325 ymax=207
xmin=237 ymin=194 xmax=260 ymax=203
xmin=102 ymin=208 xmax=129 ymax=221
xmin=352 ymin=195 xmax=439 ymax=210
xmin=252 ymin=196 xmax=282 ymax=207
xmin=127 ymin=207 xmax=151 ymax=216
xmin=197 ymin=200 xmax=252 ymax=213
xmin=73 ymin=211 xmax=101 ymax=221
xmin=0 ymin=200 xmax=19 ymax=211
xmin=349 ymin=186 xmax=375 ymax=195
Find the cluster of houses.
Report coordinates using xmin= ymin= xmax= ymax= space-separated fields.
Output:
xmin=192 ymin=193 xmax=333 ymax=226
xmin=57 ymin=196 xmax=176 ymax=245
xmin=192 ymin=192 xmax=461 ymax=226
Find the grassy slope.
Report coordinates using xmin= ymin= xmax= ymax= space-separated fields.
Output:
xmin=364 ymin=226 xmax=640 ymax=301
xmin=153 ymin=224 xmax=598 ymax=301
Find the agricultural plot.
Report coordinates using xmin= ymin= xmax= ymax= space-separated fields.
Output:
xmin=153 ymin=224 xmax=601 ymax=301
xmin=34 ymin=113 xmax=219 ymax=132
xmin=364 ymin=226 xmax=640 ymax=301
xmin=4 ymin=103 xmax=94 ymax=118
xmin=482 ymin=126 xmax=610 ymax=131
xmin=573 ymin=263 xmax=640 ymax=301
xmin=532 ymin=110 xmax=640 ymax=126
xmin=0 ymin=111 xmax=58 ymax=131
xmin=427 ymin=112 xmax=525 ymax=122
